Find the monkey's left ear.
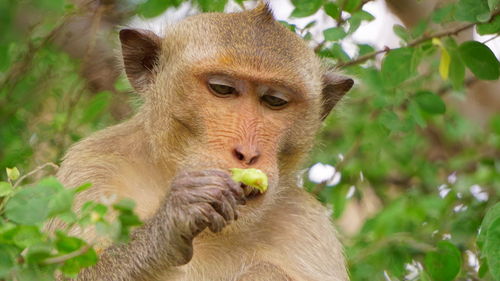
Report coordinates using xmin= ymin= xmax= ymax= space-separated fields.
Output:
xmin=320 ymin=72 xmax=354 ymax=121
xmin=119 ymin=28 xmax=162 ymax=93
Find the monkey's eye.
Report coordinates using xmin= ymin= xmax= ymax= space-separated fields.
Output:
xmin=261 ymin=94 xmax=289 ymax=109
xmin=208 ymin=83 xmax=237 ymax=97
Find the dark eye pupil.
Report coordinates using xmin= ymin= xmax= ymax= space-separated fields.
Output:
xmin=262 ymin=95 xmax=287 ymax=108
xmin=209 ymin=83 xmax=235 ymax=95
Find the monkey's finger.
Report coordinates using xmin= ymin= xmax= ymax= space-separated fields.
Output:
xmin=203 ymin=206 xmax=227 ymax=233
xmin=209 ymin=189 xmax=236 ymax=222
xmin=186 ymin=187 xmax=236 ymax=221
xmin=225 ymin=179 xmax=246 ymax=205
xmin=182 ymin=171 xmax=245 ymax=205
xmin=215 ymin=172 xmax=246 ymax=204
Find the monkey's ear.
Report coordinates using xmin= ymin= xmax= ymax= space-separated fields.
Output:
xmin=119 ymin=28 xmax=161 ymax=92
xmin=320 ymin=72 xmax=354 ymax=121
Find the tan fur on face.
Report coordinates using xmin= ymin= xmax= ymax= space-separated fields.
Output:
xmin=50 ymin=3 xmax=352 ymax=281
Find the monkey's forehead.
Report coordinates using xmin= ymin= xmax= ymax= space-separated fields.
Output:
xmin=163 ymin=11 xmax=323 ymax=90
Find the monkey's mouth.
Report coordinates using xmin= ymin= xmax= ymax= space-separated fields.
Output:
xmin=241 ymin=183 xmax=262 ymax=199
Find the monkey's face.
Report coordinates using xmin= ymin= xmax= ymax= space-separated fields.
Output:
xmin=169 ymin=64 xmax=315 ymax=211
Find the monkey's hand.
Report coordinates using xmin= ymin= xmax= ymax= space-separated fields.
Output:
xmin=160 ymin=169 xmax=246 ymax=265
xmin=168 ymin=169 xmax=246 ymax=234
xmin=75 ymin=170 xmax=245 ymax=281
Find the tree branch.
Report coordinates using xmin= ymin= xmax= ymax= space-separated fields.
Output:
xmin=12 ymin=162 xmax=59 ymax=189
xmin=337 ymin=11 xmax=500 ymax=68
xmin=42 ymin=244 xmax=92 ymax=265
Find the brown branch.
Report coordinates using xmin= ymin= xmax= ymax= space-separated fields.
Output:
xmin=337 ymin=10 xmax=500 ymax=68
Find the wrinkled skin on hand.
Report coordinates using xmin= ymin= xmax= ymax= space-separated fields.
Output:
xmin=162 ymin=169 xmax=247 ymax=265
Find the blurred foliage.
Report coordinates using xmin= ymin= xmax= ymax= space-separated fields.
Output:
xmin=0 ymin=167 xmax=141 ymax=279
xmin=0 ymin=0 xmax=499 ymax=280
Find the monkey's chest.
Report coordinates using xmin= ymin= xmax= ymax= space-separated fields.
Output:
xmin=157 ymin=246 xmax=296 ymax=281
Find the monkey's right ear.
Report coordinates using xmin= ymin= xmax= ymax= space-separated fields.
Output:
xmin=321 ymin=71 xmax=354 ymax=121
xmin=320 ymin=72 xmax=354 ymax=121
xmin=119 ymin=29 xmax=162 ymax=92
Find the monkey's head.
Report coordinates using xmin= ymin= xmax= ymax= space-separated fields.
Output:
xmin=119 ymin=3 xmax=353 ymax=218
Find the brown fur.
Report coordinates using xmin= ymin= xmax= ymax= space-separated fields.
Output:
xmin=50 ymin=3 xmax=353 ymax=280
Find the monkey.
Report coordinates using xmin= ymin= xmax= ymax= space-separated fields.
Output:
xmin=50 ymin=3 xmax=354 ymax=280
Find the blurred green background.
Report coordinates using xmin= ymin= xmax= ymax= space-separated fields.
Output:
xmin=0 ymin=0 xmax=499 ymax=280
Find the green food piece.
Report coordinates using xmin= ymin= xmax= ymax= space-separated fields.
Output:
xmin=230 ymin=168 xmax=268 ymax=193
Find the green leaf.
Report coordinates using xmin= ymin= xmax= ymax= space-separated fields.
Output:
xmin=485 ymin=218 xmax=500 ymax=279
xmin=489 ymin=0 xmax=500 ymax=11
xmin=432 ymin=38 xmax=451 ymax=81
xmin=381 ymin=47 xmax=416 ymax=87
xmin=291 ymin=0 xmax=323 ymax=18
xmin=12 ymin=225 xmax=44 ymax=248
xmin=16 ymin=266 xmax=54 ymax=281
xmin=477 ymin=15 xmax=500 ymax=35
xmin=75 ymin=182 xmax=92 ymax=193
xmin=6 ymin=167 xmax=20 ymax=181
xmin=478 ymin=203 xmax=500 ymax=248
xmin=347 ymin=10 xmax=375 ymax=33
xmin=393 ymin=24 xmax=410 ymax=42
xmin=358 ymin=44 xmax=375 ymax=56
xmin=319 ymin=43 xmax=351 ymax=61
xmin=408 ymin=100 xmax=426 ymax=128
xmin=432 ymin=3 xmax=457 ymax=23
xmin=54 ymin=232 xmax=98 ymax=276
xmin=424 ymin=241 xmax=461 ymax=281
xmin=455 ymin=0 xmax=490 ymax=22
xmin=0 ymin=181 xmax=13 ymax=197
xmin=48 ymin=188 xmax=74 ymax=217
xmin=55 ymin=231 xmax=85 ymax=253
xmin=61 ymin=247 xmax=98 ymax=276
xmin=343 ymin=0 xmax=362 ymax=13
xmin=443 ymin=38 xmax=466 ymax=90
xmin=25 ymin=243 xmax=53 ymax=263
xmin=138 ymin=0 xmax=182 ymax=18
xmin=113 ymin=198 xmax=136 ymax=212
xmin=414 ymin=91 xmax=446 ymax=115
xmin=323 ymin=27 xmax=347 ymax=41
xmin=196 ymin=0 xmax=227 ymax=12
xmin=279 ymin=21 xmax=297 ymax=33
xmin=5 ymin=177 xmax=62 ymax=225
xmin=411 ymin=20 xmax=428 ymax=38
xmin=0 ymin=245 xmax=17 ymax=278
xmin=379 ymin=111 xmax=401 ymax=132
xmin=324 ymin=2 xmax=340 ymax=19
xmin=458 ymin=41 xmax=500 ymax=80
xmin=304 ymin=20 xmax=317 ymax=29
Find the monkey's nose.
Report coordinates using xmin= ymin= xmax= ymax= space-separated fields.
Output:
xmin=233 ymin=145 xmax=260 ymax=165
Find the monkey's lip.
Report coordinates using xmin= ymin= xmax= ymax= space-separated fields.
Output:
xmin=241 ymin=184 xmax=262 ymax=199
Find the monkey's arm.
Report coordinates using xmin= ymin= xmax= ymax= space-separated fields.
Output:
xmin=53 ymin=153 xmax=245 ymax=281
xmin=75 ymin=207 xmax=190 ymax=281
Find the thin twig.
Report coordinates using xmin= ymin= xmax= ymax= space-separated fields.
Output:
xmin=42 ymin=244 xmax=92 ymax=265
xmin=12 ymin=162 xmax=59 ymax=189
xmin=337 ymin=10 xmax=500 ymax=68
xmin=482 ymin=34 xmax=500 ymax=44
